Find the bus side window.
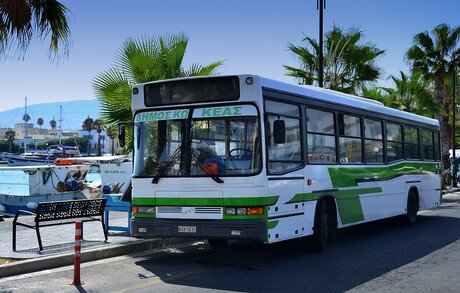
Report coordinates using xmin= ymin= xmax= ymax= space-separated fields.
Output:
xmin=265 ymin=99 xmax=302 ymax=173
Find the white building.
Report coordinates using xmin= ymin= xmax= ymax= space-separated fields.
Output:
xmin=79 ymin=129 xmax=121 ymax=155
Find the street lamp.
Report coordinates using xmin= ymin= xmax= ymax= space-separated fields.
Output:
xmin=317 ymin=0 xmax=325 ymax=88
xmin=453 ymin=56 xmax=457 ymax=187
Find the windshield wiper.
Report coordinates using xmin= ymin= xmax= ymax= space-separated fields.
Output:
xmin=191 ymin=149 xmax=224 ymax=184
xmin=152 ymin=146 xmax=182 ymax=184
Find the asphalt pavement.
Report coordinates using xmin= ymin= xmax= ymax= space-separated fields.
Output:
xmin=1 ymin=190 xmax=460 ymax=292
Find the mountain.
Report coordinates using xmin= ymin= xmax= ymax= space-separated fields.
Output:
xmin=0 ymin=99 xmax=102 ymax=131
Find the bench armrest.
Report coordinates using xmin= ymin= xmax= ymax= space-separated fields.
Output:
xmin=13 ymin=209 xmax=37 ymax=223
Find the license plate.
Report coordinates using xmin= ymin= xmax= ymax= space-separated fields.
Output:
xmin=178 ymin=226 xmax=197 ymax=233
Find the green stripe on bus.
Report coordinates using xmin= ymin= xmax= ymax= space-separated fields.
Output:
xmin=223 ymin=214 xmax=266 ymax=220
xmin=287 ymin=187 xmax=382 ymax=224
xmin=328 ymin=162 xmax=441 ymax=188
xmin=131 ymin=195 xmax=279 ymax=207
xmin=267 ymin=220 xmax=279 ymax=230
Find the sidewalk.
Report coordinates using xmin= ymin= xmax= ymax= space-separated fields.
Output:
xmin=0 ymin=212 xmax=187 ymax=278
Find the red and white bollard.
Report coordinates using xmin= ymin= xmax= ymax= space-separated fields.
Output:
xmin=71 ymin=220 xmax=84 ymax=285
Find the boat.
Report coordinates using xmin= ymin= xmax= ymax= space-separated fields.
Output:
xmin=73 ymin=155 xmax=132 ymax=196
xmin=0 ymin=163 xmax=91 ymax=216
xmin=1 ymin=145 xmax=81 ymax=166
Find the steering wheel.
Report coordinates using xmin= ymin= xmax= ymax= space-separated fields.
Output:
xmin=229 ymin=148 xmax=247 ymax=159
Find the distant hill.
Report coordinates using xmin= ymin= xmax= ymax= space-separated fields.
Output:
xmin=0 ymin=99 xmax=101 ymax=131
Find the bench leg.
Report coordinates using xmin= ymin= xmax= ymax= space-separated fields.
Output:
xmin=36 ymin=226 xmax=43 ymax=251
xmin=12 ymin=222 xmax=17 ymax=251
xmin=101 ymin=221 xmax=108 ymax=241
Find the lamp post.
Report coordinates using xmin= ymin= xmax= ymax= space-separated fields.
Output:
xmin=453 ymin=56 xmax=457 ymax=187
xmin=317 ymin=0 xmax=325 ymax=88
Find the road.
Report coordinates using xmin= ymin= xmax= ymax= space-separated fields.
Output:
xmin=1 ymin=193 xmax=460 ymax=293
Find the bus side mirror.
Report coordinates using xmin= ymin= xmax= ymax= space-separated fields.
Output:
xmin=118 ymin=124 xmax=126 ymax=148
xmin=273 ymin=120 xmax=286 ymax=144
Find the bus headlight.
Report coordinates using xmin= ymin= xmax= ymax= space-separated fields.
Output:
xmin=225 ymin=207 xmax=264 ymax=216
xmin=137 ymin=206 xmax=155 ymax=214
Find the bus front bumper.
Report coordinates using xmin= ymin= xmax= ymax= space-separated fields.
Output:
xmin=131 ymin=218 xmax=267 ymax=242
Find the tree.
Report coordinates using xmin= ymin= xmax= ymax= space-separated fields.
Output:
xmin=406 ymin=23 xmax=460 ymax=172
xmin=92 ymin=33 xmax=224 ymax=151
xmin=82 ymin=116 xmax=94 ymax=156
xmin=0 ymin=0 xmax=71 ymax=60
xmin=106 ymin=124 xmax=118 ymax=155
xmin=94 ymin=118 xmax=105 ymax=156
xmin=361 ymin=85 xmax=388 ymax=105
xmin=37 ymin=117 xmax=44 ymax=129
xmin=49 ymin=118 xmax=57 ymax=129
xmin=5 ymin=129 xmax=15 ymax=153
xmin=284 ymin=26 xmax=385 ymax=94
xmin=381 ymin=71 xmax=441 ymax=117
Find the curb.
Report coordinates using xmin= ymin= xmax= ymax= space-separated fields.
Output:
xmin=0 ymin=238 xmax=192 ymax=279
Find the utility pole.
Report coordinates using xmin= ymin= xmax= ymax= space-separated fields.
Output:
xmin=317 ymin=0 xmax=325 ymax=88
xmin=453 ymin=56 xmax=458 ymax=187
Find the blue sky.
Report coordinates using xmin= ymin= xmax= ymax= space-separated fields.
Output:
xmin=0 ymin=0 xmax=459 ymax=112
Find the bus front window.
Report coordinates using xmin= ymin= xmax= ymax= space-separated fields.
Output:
xmin=134 ymin=119 xmax=185 ymax=177
xmin=191 ymin=117 xmax=260 ymax=176
xmin=133 ymin=105 xmax=261 ymax=178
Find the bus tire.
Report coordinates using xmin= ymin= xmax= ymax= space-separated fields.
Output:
xmin=312 ymin=199 xmax=332 ymax=251
xmin=208 ymin=239 xmax=228 ymax=248
xmin=404 ymin=189 xmax=419 ymax=225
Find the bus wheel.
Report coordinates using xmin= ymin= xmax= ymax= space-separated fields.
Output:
xmin=208 ymin=239 xmax=228 ymax=248
xmin=312 ymin=200 xmax=330 ymax=251
xmin=404 ymin=190 xmax=419 ymax=225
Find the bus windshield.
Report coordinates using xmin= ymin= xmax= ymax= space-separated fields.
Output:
xmin=133 ymin=105 xmax=261 ymax=178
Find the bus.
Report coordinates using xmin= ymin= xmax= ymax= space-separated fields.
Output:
xmin=123 ymin=74 xmax=442 ymax=250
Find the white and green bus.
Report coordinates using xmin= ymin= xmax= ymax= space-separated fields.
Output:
xmin=125 ymin=74 xmax=441 ymax=249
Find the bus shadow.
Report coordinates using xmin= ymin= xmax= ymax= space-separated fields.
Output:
xmin=134 ymin=214 xmax=460 ymax=293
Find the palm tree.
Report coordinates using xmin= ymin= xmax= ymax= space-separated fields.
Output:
xmin=361 ymin=85 xmax=388 ymax=105
xmin=92 ymin=33 xmax=224 ymax=151
xmin=106 ymin=124 xmax=117 ymax=155
xmin=37 ymin=117 xmax=44 ymax=129
xmin=49 ymin=119 xmax=57 ymax=130
xmin=0 ymin=0 xmax=71 ymax=60
xmin=381 ymin=71 xmax=441 ymax=117
xmin=82 ymin=116 xmax=94 ymax=156
xmin=94 ymin=118 xmax=105 ymax=156
xmin=406 ymin=23 xmax=460 ymax=171
xmin=5 ymin=129 xmax=15 ymax=153
xmin=284 ymin=26 xmax=385 ymax=94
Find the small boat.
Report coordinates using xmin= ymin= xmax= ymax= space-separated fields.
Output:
xmin=1 ymin=153 xmax=55 ymax=166
xmin=1 ymin=145 xmax=81 ymax=166
xmin=0 ymin=163 xmax=90 ymax=216
xmin=73 ymin=155 xmax=132 ymax=196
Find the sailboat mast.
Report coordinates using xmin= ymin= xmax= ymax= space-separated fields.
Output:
xmin=58 ymin=105 xmax=63 ymax=145
xmin=24 ymin=97 xmax=28 ymax=153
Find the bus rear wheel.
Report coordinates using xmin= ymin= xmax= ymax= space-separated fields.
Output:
xmin=404 ymin=190 xmax=419 ymax=225
xmin=312 ymin=200 xmax=332 ymax=251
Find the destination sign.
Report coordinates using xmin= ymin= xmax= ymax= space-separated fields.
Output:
xmin=135 ymin=109 xmax=190 ymax=122
xmin=193 ymin=105 xmax=257 ymax=118
xmin=135 ymin=105 xmax=257 ymax=122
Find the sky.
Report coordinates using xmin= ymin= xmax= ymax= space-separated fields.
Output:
xmin=0 ymin=0 xmax=459 ymax=113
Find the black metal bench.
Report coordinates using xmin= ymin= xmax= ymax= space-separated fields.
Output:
xmin=13 ymin=198 xmax=107 ymax=251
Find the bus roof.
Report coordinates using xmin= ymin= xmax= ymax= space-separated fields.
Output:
xmin=259 ymin=76 xmax=439 ymax=127
xmin=132 ymin=74 xmax=439 ymax=128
